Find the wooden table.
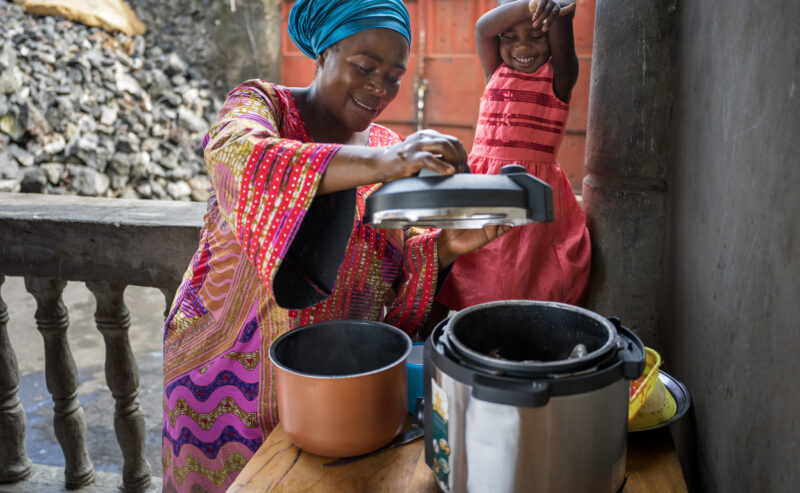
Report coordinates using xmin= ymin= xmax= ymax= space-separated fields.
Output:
xmin=228 ymin=424 xmax=687 ymax=492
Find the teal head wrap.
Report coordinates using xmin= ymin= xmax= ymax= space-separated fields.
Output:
xmin=288 ymin=0 xmax=412 ymax=59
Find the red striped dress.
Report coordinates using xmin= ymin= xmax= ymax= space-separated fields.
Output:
xmin=437 ymin=61 xmax=591 ymax=309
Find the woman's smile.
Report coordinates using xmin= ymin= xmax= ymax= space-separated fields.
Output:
xmin=351 ymin=93 xmax=381 ymax=115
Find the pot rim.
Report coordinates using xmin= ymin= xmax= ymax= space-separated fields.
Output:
xmin=268 ymin=319 xmax=412 ymax=379
xmin=445 ymin=300 xmax=619 ymax=376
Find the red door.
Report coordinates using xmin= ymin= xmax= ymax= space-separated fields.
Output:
xmin=280 ymin=0 xmax=593 ymax=191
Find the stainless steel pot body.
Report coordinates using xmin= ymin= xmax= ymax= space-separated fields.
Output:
xmin=422 ymin=301 xmax=644 ymax=493
xmin=428 ymin=363 xmax=628 ymax=493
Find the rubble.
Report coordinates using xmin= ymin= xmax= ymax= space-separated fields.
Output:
xmin=0 ymin=0 xmax=223 ymax=200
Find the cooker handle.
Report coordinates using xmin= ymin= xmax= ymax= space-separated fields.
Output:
xmin=607 ymin=317 xmax=646 ymax=379
xmin=470 ymin=374 xmax=551 ymax=407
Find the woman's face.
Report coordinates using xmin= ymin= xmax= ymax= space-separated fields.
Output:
xmin=316 ymin=28 xmax=410 ymax=133
xmin=498 ymin=20 xmax=550 ymax=73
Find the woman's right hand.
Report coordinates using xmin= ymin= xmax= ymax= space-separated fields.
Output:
xmin=317 ymin=129 xmax=468 ymax=195
xmin=375 ymin=129 xmax=468 ymax=183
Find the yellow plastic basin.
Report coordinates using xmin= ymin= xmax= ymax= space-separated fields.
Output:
xmin=628 ymin=347 xmax=661 ymax=421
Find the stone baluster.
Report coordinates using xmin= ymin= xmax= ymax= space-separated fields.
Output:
xmin=0 ymin=276 xmax=33 ymax=483
xmin=160 ymin=285 xmax=177 ymax=319
xmin=24 ymin=277 xmax=94 ymax=488
xmin=86 ymin=281 xmax=152 ymax=492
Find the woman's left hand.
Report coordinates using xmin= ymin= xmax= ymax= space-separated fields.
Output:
xmin=437 ymin=225 xmax=513 ymax=268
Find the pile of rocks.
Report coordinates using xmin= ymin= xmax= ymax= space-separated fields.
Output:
xmin=0 ymin=0 xmax=222 ymax=201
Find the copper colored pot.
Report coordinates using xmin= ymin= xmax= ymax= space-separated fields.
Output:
xmin=269 ymin=320 xmax=411 ymax=457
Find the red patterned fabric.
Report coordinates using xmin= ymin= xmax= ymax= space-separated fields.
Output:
xmin=437 ymin=62 xmax=591 ymax=309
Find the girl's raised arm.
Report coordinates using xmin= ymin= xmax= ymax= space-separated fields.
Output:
xmin=474 ymin=1 xmax=534 ymax=80
xmin=531 ymin=0 xmax=579 ymax=102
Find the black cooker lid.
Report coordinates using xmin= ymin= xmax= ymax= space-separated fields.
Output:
xmin=363 ymin=165 xmax=554 ymax=229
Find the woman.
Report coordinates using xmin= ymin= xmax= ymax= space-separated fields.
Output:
xmin=161 ymin=1 xmax=509 ymax=491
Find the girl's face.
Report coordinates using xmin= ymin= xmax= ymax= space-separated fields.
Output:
xmin=498 ymin=20 xmax=550 ymax=73
xmin=316 ymin=28 xmax=409 ymax=133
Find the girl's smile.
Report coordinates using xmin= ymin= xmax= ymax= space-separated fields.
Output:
xmin=499 ymin=19 xmax=550 ymax=73
xmin=510 ymin=55 xmax=536 ymax=67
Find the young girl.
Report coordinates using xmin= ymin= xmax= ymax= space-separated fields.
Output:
xmin=437 ymin=0 xmax=591 ymax=310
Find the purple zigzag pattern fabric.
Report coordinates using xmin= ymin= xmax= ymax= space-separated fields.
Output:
xmin=164 ymin=371 xmax=258 ymax=402
xmin=162 ymin=425 xmax=262 ymax=458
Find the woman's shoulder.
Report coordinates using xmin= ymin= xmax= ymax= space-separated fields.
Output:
xmin=220 ymin=80 xmax=313 ymax=139
xmin=223 ymin=80 xmax=293 ymax=115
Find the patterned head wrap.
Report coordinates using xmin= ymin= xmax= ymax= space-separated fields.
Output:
xmin=288 ymin=0 xmax=412 ymax=59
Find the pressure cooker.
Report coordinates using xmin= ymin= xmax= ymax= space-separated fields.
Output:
xmin=421 ymin=300 xmax=644 ymax=493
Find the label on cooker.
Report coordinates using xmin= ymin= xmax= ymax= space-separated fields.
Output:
xmin=431 ymin=379 xmax=451 ymax=490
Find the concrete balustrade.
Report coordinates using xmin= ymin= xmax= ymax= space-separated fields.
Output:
xmin=0 ymin=193 xmax=204 ymax=492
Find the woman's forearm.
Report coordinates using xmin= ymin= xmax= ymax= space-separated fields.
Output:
xmin=317 ymin=130 xmax=466 ymax=195
xmin=316 ymin=145 xmax=383 ymax=195
xmin=437 ymin=235 xmax=458 ymax=269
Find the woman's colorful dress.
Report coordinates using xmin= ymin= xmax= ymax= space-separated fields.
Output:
xmin=162 ymin=81 xmax=441 ymax=493
xmin=437 ymin=61 xmax=591 ymax=310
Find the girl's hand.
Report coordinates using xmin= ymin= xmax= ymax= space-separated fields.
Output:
xmin=375 ymin=129 xmax=468 ymax=183
xmin=438 ymin=224 xmax=513 ymax=268
xmin=529 ymin=0 xmax=576 ymax=32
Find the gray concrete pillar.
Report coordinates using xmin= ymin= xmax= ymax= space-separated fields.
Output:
xmin=581 ymin=0 xmax=676 ymax=345
xmin=86 ymin=281 xmax=151 ymax=493
xmin=0 ymin=276 xmax=32 ymax=483
xmin=24 ymin=277 xmax=95 ymax=489
xmin=261 ymin=0 xmax=283 ymax=83
xmin=212 ymin=0 xmax=282 ymax=90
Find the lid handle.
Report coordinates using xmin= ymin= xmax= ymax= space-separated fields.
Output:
xmin=499 ymin=164 xmax=527 ymax=175
xmin=417 ymin=166 xmax=472 ymax=177
xmin=502 ymin=164 xmax=555 ymax=222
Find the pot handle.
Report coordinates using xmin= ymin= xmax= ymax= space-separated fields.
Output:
xmin=412 ymin=397 xmax=425 ymax=428
xmin=607 ymin=317 xmax=646 ymax=380
xmin=470 ymin=374 xmax=551 ymax=408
